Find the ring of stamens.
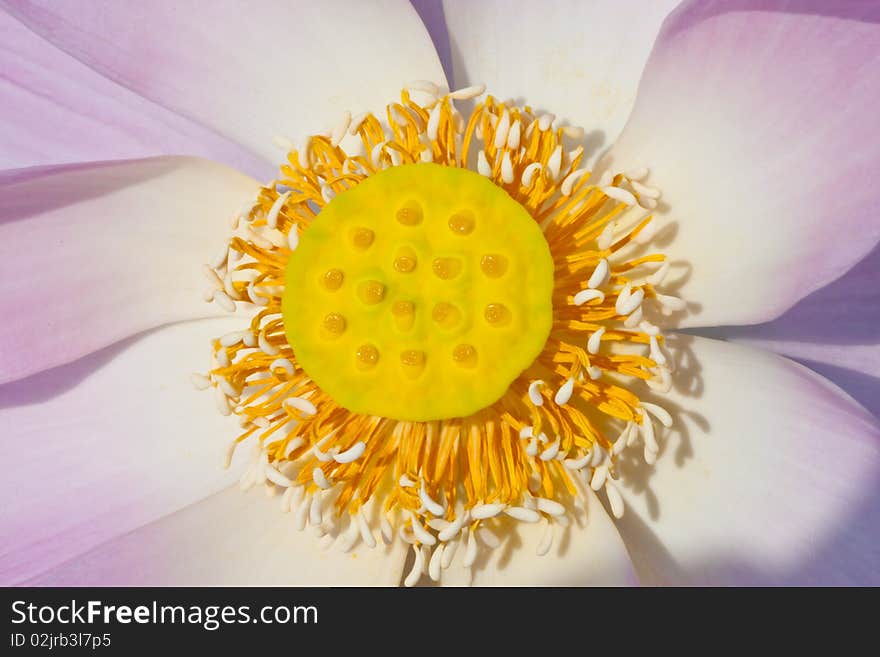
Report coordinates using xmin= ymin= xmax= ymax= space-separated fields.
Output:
xmin=196 ymin=82 xmax=681 ymax=585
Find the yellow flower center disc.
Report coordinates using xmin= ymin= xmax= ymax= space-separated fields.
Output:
xmin=282 ymin=163 xmax=554 ymax=421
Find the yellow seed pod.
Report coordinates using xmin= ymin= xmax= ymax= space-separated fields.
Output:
xmin=282 ymin=163 xmax=554 ymax=421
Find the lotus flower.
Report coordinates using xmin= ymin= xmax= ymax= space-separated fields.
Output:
xmin=1 ymin=0 xmax=878 ymax=587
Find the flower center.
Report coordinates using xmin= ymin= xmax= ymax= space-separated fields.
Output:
xmin=281 ymin=163 xmax=554 ymax=421
xmin=195 ymin=82 xmax=684 ymax=586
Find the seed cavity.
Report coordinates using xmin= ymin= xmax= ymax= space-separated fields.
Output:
xmin=400 ymin=350 xmax=427 ymax=377
xmin=393 ymin=246 xmax=418 ymax=273
xmin=351 ymin=227 xmax=375 ymax=250
xmin=323 ymin=268 xmax=344 ymax=290
xmin=448 ymin=210 xmax=476 ymax=235
xmin=322 ymin=312 xmax=346 ymax=336
xmin=480 ymin=254 xmax=508 ymax=278
xmin=394 ymin=256 xmax=417 ymax=273
xmin=357 ymin=280 xmax=386 ymax=305
xmin=432 ymin=257 xmax=462 ymax=280
xmin=396 ymin=200 xmax=423 ymax=226
xmin=400 ymin=349 xmax=426 ymax=367
xmin=432 ymin=302 xmax=462 ymax=329
xmin=484 ymin=303 xmax=511 ymax=326
xmin=452 ymin=344 xmax=478 ymax=367
xmin=392 ymin=300 xmax=416 ymax=331
xmin=356 ymin=344 xmax=379 ymax=369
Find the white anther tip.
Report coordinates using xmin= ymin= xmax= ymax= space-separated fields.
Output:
xmin=616 ymin=287 xmax=645 ymax=316
xmin=437 ymin=512 xmax=468 ymax=542
xmin=406 ymin=79 xmax=441 ymax=96
xmin=309 ymin=494 xmax=323 ymax=526
xmin=646 ymin=261 xmax=670 ymax=286
xmin=462 ymin=530 xmax=478 ymax=568
xmin=477 ymin=150 xmax=492 ymax=177
xmin=521 ymin=162 xmax=542 ymax=187
xmin=449 ymin=83 xmax=486 ymax=100
xmin=333 ymin=442 xmax=366 ymax=463
xmin=587 ymin=327 xmax=605 ymax=355
xmin=554 ymin=378 xmax=575 ymax=406
xmin=504 ymin=506 xmax=542 ymax=523
xmin=214 ymin=387 xmax=231 ymax=416
xmin=588 ymin=258 xmax=610 ymax=289
xmin=540 ymin=439 xmax=561 ymax=461
xmin=312 ymin=467 xmax=332 ymax=490
xmin=597 ymin=222 xmax=616 ymax=250
xmin=428 ymin=545 xmax=444 ymax=581
xmin=561 ymin=168 xmax=589 ymax=196
xmin=573 ymin=289 xmax=605 ymax=306
xmin=547 ymin=145 xmax=563 ymax=180
xmin=265 ymin=466 xmax=292 ymax=488
xmin=602 ymin=185 xmax=637 ymax=207
xmin=213 ymin=290 xmax=236 ymax=313
xmin=590 ymin=465 xmax=608 ymax=491
xmin=266 ymin=190 xmax=292 ymax=229
xmin=501 ymin=151 xmax=514 ymax=184
xmin=528 ymin=380 xmax=545 ymax=406
xmin=655 ymin=293 xmax=687 ymax=312
xmin=538 ymin=113 xmax=555 ymax=131
xmin=606 ymin=482 xmax=625 ymax=519
xmin=564 ymin=453 xmax=591 ymax=471
xmin=642 ymin=402 xmax=673 ymax=428
xmin=404 ymin=545 xmax=425 ymax=587
xmin=284 ymin=396 xmax=315 ymax=416
xmin=419 ymin=484 xmax=446 ymax=517
xmin=535 ymin=497 xmax=565 ymax=517
xmin=410 ymin=518 xmax=437 ymax=546
xmin=471 ymin=503 xmax=506 ymax=520
xmin=494 ymin=109 xmax=511 ymax=149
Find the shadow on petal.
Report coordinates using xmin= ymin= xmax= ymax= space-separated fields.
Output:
xmin=1 ymin=158 xmax=178 ymax=225
xmin=607 ymin=473 xmax=880 ymax=586
xmin=0 ymin=328 xmax=159 ymax=410
xmin=704 ymin=241 xmax=880 ymax=346
xmin=792 ymin=360 xmax=880 ymax=422
xmin=695 ymin=243 xmax=880 ymax=419
xmin=410 ymin=0 xmax=454 ymax=83
xmin=609 ymin=335 xmax=880 ymax=585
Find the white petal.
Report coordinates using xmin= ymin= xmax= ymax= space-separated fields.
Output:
xmin=614 ymin=335 xmax=880 ymax=585
xmin=9 ymin=0 xmax=448 ymax=162
xmin=0 ymin=157 xmax=260 ymax=384
xmin=27 ymin=487 xmax=408 ymax=585
xmin=0 ymin=318 xmax=247 ymax=584
xmin=442 ymin=0 xmax=679 ymax=165
xmin=603 ymin=3 xmax=880 ymax=326
xmin=698 ymin=246 xmax=880 ymax=419
xmin=440 ymin=491 xmax=636 ymax=585
xmin=0 ymin=12 xmax=269 ymax=176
